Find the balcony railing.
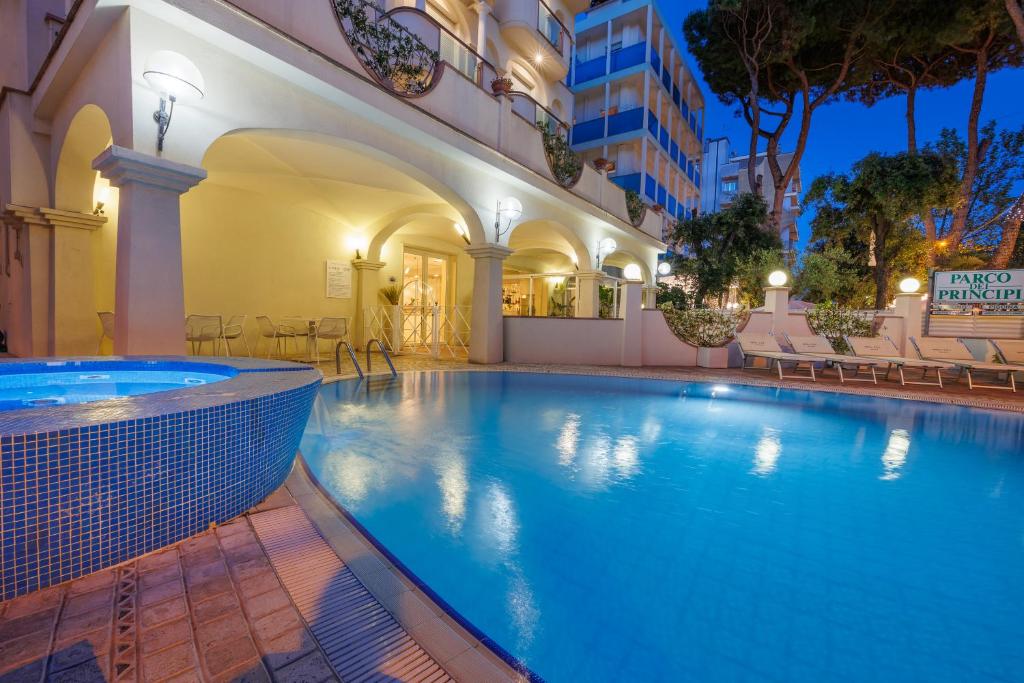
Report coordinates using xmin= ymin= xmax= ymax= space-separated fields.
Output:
xmin=538 ymin=0 xmax=570 ymax=55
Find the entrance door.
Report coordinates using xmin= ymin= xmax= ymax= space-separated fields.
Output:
xmin=402 ymin=249 xmax=450 ymax=348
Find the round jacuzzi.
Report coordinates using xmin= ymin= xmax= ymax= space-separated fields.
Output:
xmin=0 ymin=357 xmax=321 ymax=600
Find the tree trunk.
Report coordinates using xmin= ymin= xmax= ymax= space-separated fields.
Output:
xmin=873 ymin=245 xmax=889 ymax=310
xmin=906 ymin=85 xmax=918 ymax=155
xmin=746 ymin=91 xmax=760 ymax=193
xmin=990 ymin=194 xmax=1024 ymax=268
xmin=1007 ymin=0 xmax=1024 ymax=45
xmin=947 ymin=38 xmax=992 ymax=249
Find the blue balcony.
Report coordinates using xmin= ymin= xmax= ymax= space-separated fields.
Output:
xmin=647 ymin=110 xmax=658 ymax=137
xmin=573 ymin=55 xmax=607 ymax=85
xmin=611 ymin=42 xmax=646 ymax=73
xmin=650 ymin=48 xmax=661 ymax=75
xmin=689 ymin=111 xmax=697 ymax=132
xmin=610 ymin=172 xmax=641 ymax=193
xmin=695 ymin=171 xmax=701 ymax=189
xmin=571 ymin=116 xmax=605 ymax=145
xmin=659 ymin=125 xmax=670 ymax=151
xmin=607 ymin=107 xmax=644 ymax=136
xmin=667 ymin=195 xmax=677 ymax=216
xmin=673 ymin=85 xmax=681 ymax=107
xmin=661 ymin=68 xmax=672 ymax=92
xmin=696 ymin=123 xmax=702 ymax=141
xmin=670 ymin=141 xmax=679 ymax=163
xmin=657 ymin=184 xmax=668 ymax=206
xmin=645 ymin=175 xmax=656 ymax=201
xmin=680 ymin=99 xmax=689 ymax=119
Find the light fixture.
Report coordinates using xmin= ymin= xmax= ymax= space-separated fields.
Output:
xmin=345 ymin=233 xmax=368 ymax=259
xmin=596 ymin=237 xmax=617 ymax=268
xmin=623 ymin=263 xmax=642 ymax=281
xmin=143 ymin=50 xmax=205 ymax=152
xmin=494 ymin=196 xmax=522 ymax=241
xmin=547 ymin=275 xmax=565 ymax=285
xmin=899 ymin=277 xmax=921 ymax=293
xmin=657 ymin=261 xmax=671 ymax=276
xmin=453 ymin=222 xmax=471 ymax=245
xmin=93 ymin=185 xmax=110 ymax=215
xmin=534 ymin=53 xmax=544 ymax=66
xmin=767 ymin=270 xmax=788 ymax=287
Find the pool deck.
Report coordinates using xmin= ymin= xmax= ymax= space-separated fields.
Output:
xmin=3 ymin=353 xmax=1023 ymax=683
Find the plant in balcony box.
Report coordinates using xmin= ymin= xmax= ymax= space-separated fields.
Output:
xmin=625 ymin=189 xmax=646 ymax=226
xmin=490 ymin=76 xmax=513 ymax=95
xmin=658 ymin=303 xmax=747 ymax=368
xmin=593 ymin=157 xmax=610 ymax=171
xmin=539 ymin=121 xmax=583 ymax=187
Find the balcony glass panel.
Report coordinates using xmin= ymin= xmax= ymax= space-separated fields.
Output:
xmin=538 ymin=2 xmax=562 ymax=53
xmin=650 ymin=48 xmax=661 ymax=74
xmin=659 ymin=126 xmax=669 ymax=151
xmin=667 ymin=195 xmax=677 ymax=215
xmin=670 ymin=141 xmax=679 ymax=162
xmin=611 ymin=42 xmax=646 ymax=73
xmin=607 ymin=107 xmax=644 ymax=136
xmin=610 ymin=172 xmax=642 ymax=193
xmin=440 ymin=32 xmax=479 ymax=82
xmin=680 ymin=98 xmax=689 ymax=119
xmin=571 ymin=116 xmax=605 ymax=145
xmin=695 ymin=170 xmax=701 ymax=189
xmin=657 ymin=184 xmax=667 ymax=206
xmin=645 ymin=175 xmax=656 ymax=200
xmin=673 ymin=85 xmax=681 ymax=107
xmin=573 ymin=55 xmax=607 ymax=85
xmin=661 ymin=68 xmax=671 ymax=92
xmin=689 ymin=112 xmax=697 ymax=132
xmin=647 ymin=110 xmax=658 ymax=137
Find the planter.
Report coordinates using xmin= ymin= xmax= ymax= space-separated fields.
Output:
xmin=696 ymin=346 xmax=730 ymax=368
xmin=593 ymin=157 xmax=610 ymax=171
xmin=490 ymin=77 xmax=513 ymax=95
xmin=652 ymin=203 xmax=664 ymax=214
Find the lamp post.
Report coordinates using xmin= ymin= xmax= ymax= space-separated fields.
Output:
xmin=143 ymin=51 xmax=205 ymax=152
xmin=493 ymin=196 xmax=522 ymax=242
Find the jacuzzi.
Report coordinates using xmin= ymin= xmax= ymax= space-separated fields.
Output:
xmin=0 ymin=357 xmax=321 ymax=600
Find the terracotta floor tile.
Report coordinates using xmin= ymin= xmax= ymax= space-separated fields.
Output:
xmin=142 ymin=641 xmax=199 ymax=683
xmin=202 ymin=635 xmax=259 ymax=676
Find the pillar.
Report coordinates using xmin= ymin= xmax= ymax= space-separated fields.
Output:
xmin=642 ymin=285 xmax=657 ymax=309
xmin=38 ymin=208 xmax=107 ymax=355
xmin=2 ymin=205 xmax=52 ymax=356
xmin=352 ymin=258 xmax=385 ymax=349
xmin=466 ymin=244 xmax=512 ymax=364
xmin=473 ymin=1 xmax=490 ymax=51
xmin=620 ymin=281 xmax=643 ymax=367
xmin=576 ymin=271 xmax=602 ymax=318
xmin=93 ymin=146 xmax=206 ymax=355
xmin=763 ymin=286 xmax=790 ymax=335
xmin=892 ymin=292 xmax=925 ymax=355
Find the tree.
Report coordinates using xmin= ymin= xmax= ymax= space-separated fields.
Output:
xmin=793 ymin=246 xmax=868 ymax=306
xmin=924 ymin=122 xmax=1024 ymax=258
xmin=805 ymin=152 xmax=957 ymax=309
xmin=685 ymin=0 xmax=878 ymax=240
xmin=1009 ymin=0 xmax=1024 ymax=44
xmin=668 ymin=193 xmax=781 ymax=306
xmin=992 ymin=195 xmax=1024 ymax=268
xmin=734 ymin=247 xmax=783 ymax=307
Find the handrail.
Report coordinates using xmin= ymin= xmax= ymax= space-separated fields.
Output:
xmin=335 ymin=340 xmax=364 ymax=378
xmin=537 ymin=0 xmax=573 ymax=52
xmin=508 ymin=91 xmax=567 ymax=130
xmin=386 ymin=7 xmax=497 ymax=89
xmin=366 ymin=338 xmax=398 ymax=376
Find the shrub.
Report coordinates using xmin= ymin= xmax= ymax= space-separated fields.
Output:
xmin=659 ymin=305 xmax=745 ymax=347
xmin=804 ymin=302 xmax=873 ymax=353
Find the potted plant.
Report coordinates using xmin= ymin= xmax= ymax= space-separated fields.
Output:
xmin=490 ymin=76 xmax=513 ymax=95
xmin=379 ymin=285 xmax=403 ymax=352
xmin=659 ymin=304 xmax=746 ymax=368
xmin=652 ymin=203 xmax=664 ymax=214
xmin=593 ymin=157 xmax=610 ymax=171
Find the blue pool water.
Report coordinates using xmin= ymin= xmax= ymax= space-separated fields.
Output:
xmin=301 ymin=372 xmax=1024 ymax=682
xmin=0 ymin=365 xmax=233 ymax=411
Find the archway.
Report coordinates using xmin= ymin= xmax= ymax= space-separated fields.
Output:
xmin=505 ymin=220 xmax=590 ymax=317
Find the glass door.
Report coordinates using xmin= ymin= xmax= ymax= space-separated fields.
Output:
xmin=402 ymin=249 xmax=450 ymax=349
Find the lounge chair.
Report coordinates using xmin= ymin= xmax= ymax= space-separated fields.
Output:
xmin=991 ymin=339 xmax=1024 ymax=367
xmin=735 ymin=332 xmax=830 ymax=381
xmin=783 ymin=334 xmax=880 ymax=384
xmin=845 ymin=336 xmax=953 ymax=388
xmin=910 ymin=337 xmax=1016 ymax=392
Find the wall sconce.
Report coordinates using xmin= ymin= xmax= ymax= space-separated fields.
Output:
xmin=596 ymin=237 xmax=616 ymax=269
xmin=93 ymin=185 xmax=110 ymax=215
xmin=453 ymin=222 xmax=471 ymax=245
xmin=494 ymin=196 xmax=522 ymax=242
xmin=345 ymin=233 xmax=368 ymax=259
xmin=143 ymin=50 xmax=205 ymax=152
xmin=657 ymin=261 xmax=672 ymax=276
xmin=623 ymin=263 xmax=642 ymax=281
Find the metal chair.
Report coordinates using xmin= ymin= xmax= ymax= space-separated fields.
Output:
xmin=186 ymin=315 xmax=224 ymax=355
xmin=255 ymin=316 xmax=298 ymax=359
xmin=97 ymin=311 xmax=115 ymax=354
xmin=314 ymin=317 xmax=349 ymax=363
xmin=221 ymin=315 xmax=251 ymax=357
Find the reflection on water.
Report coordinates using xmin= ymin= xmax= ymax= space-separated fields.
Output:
xmin=557 ymin=413 xmax=580 ymax=467
xmin=435 ymin=449 xmax=468 ymax=534
xmin=323 ymin=452 xmax=390 ymax=508
xmin=751 ymin=426 xmax=782 ymax=476
xmin=880 ymin=429 xmax=911 ymax=481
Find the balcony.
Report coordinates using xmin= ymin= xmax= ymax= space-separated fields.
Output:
xmin=570 ymin=106 xmax=645 ymax=146
xmin=610 ymin=41 xmax=646 ymax=73
xmin=572 ymin=55 xmax=607 ymax=85
xmin=496 ymin=0 xmax=571 ymax=80
xmin=571 ymin=116 xmax=605 ymax=145
xmin=610 ymin=172 xmax=642 ymax=193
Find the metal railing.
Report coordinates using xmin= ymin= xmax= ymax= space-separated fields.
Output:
xmin=335 ymin=340 xmax=364 ymax=378
xmin=364 ymin=304 xmax=470 ymax=358
xmin=366 ymin=338 xmax=397 ymax=376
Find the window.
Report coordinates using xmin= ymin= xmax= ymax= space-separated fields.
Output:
xmin=721 ymin=179 xmax=738 ymax=193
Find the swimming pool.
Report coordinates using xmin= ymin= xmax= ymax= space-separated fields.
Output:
xmin=0 ymin=360 xmax=235 ymax=410
xmin=302 ymin=372 xmax=1024 ymax=682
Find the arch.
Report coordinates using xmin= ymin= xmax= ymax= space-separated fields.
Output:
xmin=507 ymin=219 xmax=591 ymax=268
xmin=54 ymin=104 xmax=113 ymax=212
xmin=199 ymin=128 xmax=486 ymax=247
xmin=603 ymin=248 xmax=654 ymax=285
xmin=550 ymin=97 xmax=566 ymax=121
xmin=425 ymin=0 xmax=473 ymax=43
xmin=366 ymin=203 xmax=468 ymax=261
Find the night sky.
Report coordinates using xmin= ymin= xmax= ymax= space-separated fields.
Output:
xmin=657 ymin=1 xmax=1024 ymax=253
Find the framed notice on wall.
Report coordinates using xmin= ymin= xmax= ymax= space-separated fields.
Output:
xmin=325 ymin=260 xmax=352 ymax=299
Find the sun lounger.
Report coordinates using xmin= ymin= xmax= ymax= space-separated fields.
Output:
xmin=910 ymin=337 xmax=1016 ymax=392
xmin=991 ymin=339 xmax=1024 ymax=367
xmin=735 ymin=332 xmax=830 ymax=381
xmin=783 ymin=334 xmax=879 ymax=384
xmin=845 ymin=336 xmax=953 ymax=388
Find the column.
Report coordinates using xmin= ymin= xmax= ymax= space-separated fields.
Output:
xmin=2 ymin=205 xmax=53 ymax=356
xmin=38 ymin=208 xmax=107 ymax=355
xmin=642 ymin=285 xmax=657 ymax=309
xmin=93 ymin=146 xmax=206 ymax=355
xmin=473 ymin=1 xmax=490 ymax=51
xmin=763 ymin=286 xmax=790 ymax=335
xmin=352 ymin=258 xmax=385 ymax=349
xmin=620 ymin=281 xmax=642 ymax=367
xmin=466 ymin=244 xmax=513 ymax=364
xmin=892 ymin=292 xmax=925 ymax=355
xmin=576 ymin=271 xmax=602 ymax=318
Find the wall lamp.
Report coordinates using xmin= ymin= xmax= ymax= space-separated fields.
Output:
xmin=494 ymin=196 xmax=522 ymax=242
xmin=453 ymin=222 xmax=471 ymax=245
xmin=596 ymin=237 xmax=616 ymax=269
xmin=93 ymin=185 xmax=110 ymax=215
xmin=143 ymin=50 xmax=205 ymax=152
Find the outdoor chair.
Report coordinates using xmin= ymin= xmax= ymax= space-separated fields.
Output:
xmin=735 ymin=332 xmax=829 ymax=381
xmin=186 ymin=315 xmax=224 ymax=356
xmin=255 ymin=316 xmax=298 ymax=359
xmin=845 ymin=336 xmax=953 ymax=388
xmin=97 ymin=311 xmax=114 ymax=354
xmin=221 ymin=315 xmax=251 ymax=357
xmin=783 ymin=334 xmax=880 ymax=384
xmin=911 ymin=336 xmax=1016 ymax=392
xmin=991 ymin=339 xmax=1024 ymax=367
xmin=314 ymin=317 xmax=348 ymax=364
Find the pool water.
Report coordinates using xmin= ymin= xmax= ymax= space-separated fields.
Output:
xmin=0 ymin=368 xmax=232 ymax=411
xmin=301 ymin=372 xmax=1024 ymax=682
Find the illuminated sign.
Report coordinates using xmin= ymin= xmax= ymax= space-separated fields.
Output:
xmin=932 ymin=269 xmax=1024 ymax=303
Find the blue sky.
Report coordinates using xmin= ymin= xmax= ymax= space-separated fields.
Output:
xmin=659 ymin=1 xmax=1024 ymax=252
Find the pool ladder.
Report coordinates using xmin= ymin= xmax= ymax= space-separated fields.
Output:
xmin=334 ymin=338 xmax=397 ymax=379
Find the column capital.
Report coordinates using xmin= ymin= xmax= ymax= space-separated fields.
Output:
xmin=576 ymin=270 xmax=605 ymax=281
xmin=464 ymin=244 xmax=513 ymax=260
xmin=93 ymin=145 xmax=206 ymax=194
xmin=39 ymin=208 xmax=107 ymax=231
xmin=3 ymin=204 xmax=49 ymax=228
xmin=352 ymin=258 xmax=386 ymax=271
xmin=471 ymin=0 xmax=491 ymax=15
